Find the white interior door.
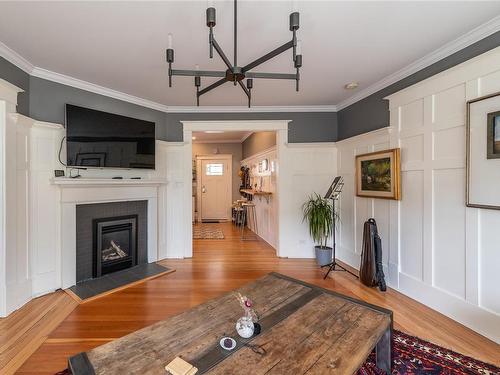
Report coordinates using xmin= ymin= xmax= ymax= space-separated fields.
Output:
xmin=201 ymin=158 xmax=231 ymax=220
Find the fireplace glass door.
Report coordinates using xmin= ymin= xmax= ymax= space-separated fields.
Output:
xmin=93 ymin=215 xmax=138 ymax=277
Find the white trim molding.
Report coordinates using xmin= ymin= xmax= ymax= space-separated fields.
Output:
xmin=0 ymin=41 xmax=34 ymax=74
xmin=0 ymin=79 xmax=23 ymax=106
xmin=182 ymin=120 xmax=290 ymax=132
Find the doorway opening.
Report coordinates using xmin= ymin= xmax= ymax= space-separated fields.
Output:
xmin=184 ymin=121 xmax=289 ymax=258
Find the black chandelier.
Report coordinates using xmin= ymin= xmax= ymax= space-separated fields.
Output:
xmin=166 ymin=0 xmax=302 ymax=107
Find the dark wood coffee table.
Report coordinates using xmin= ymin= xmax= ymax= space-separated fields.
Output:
xmin=69 ymin=273 xmax=392 ymax=374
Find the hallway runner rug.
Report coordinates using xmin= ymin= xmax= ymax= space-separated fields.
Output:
xmin=56 ymin=329 xmax=500 ymax=374
xmin=193 ymin=225 xmax=225 ymax=239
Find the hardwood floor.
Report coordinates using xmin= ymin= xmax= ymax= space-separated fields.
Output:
xmin=7 ymin=222 xmax=500 ymax=374
xmin=0 ymin=291 xmax=77 ymax=375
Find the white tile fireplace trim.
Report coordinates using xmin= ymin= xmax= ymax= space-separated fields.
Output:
xmin=56 ymin=181 xmax=164 ymax=289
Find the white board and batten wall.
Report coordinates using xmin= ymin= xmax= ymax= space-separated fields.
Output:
xmin=337 ymin=46 xmax=500 ymax=343
xmin=240 ymin=146 xmax=278 ymax=249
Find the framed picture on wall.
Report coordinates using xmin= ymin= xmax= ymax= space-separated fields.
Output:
xmin=467 ymin=91 xmax=500 ymax=209
xmin=355 ymin=148 xmax=401 ymax=200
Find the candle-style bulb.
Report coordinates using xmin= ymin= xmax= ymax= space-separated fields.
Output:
xmin=195 ymin=64 xmax=200 ymax=71
xmin=296 ymin=39 xmax=302 ymax=55
xmin=167 ymin=33 xmax=173 ymax=49
xmin=291 ymin=0 xmax=298 ymax=13
xmin=207 ymin=0 xmax=214 ymax=8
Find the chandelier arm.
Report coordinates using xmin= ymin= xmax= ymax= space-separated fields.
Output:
xmin=241 ymin=40 xmax=294 ymax=73
xmin=197 ymin=77 xmax=228 ymax=96
xmin=171 ymin=69 xmax=226 ymax=78
xmin=237 ymin=80 xmax=250 ymax=99
xmin=212 ymin=38 xmax=233 ymax=70
xmin=246 ymin=72 xmax=297 ymax=80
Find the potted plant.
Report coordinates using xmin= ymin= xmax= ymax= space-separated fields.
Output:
xmin=302 ymin=193 xmax=336 ymax=266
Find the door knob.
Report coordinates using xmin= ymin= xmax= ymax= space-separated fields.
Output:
xmin=202 ymin=186 xmax=206 ymax=193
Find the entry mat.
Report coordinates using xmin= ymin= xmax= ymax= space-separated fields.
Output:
xmin=68 ymin=263 xmax=173 ymax=301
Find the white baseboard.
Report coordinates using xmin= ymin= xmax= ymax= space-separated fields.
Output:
xmin=399 ymin=272 xmax=500 ymax=344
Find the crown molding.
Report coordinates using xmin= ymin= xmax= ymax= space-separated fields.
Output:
xmin=29 ymin=68 xmax=337 ymax=113
xmin=166 ymin=105 xmax=337 ymax=113
xmin=0 ymin=41 xmax=34 ymax=74
xmin=336 ymin=15 xmax=500 ymax=111
xmin=30 ymin=67 xmax=170 ymax=112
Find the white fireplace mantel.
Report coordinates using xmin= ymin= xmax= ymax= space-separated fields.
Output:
xmin=54 ymin=179 xmax=166 ymax=289
xmin=51 ymin=177 xmax=167 ymax=187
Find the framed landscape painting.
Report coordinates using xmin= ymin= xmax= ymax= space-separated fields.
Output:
xmin=355 ymin=148 xmax=401 ymax=200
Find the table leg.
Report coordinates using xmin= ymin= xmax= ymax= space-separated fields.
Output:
xmin=376 ymin=326 xmax=392 ymax=374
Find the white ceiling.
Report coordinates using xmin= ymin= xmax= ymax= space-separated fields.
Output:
xmin=192 ymin=130 xmax=252 ymax=143
xmin=0 ymin=1 xmax=500 ymax=108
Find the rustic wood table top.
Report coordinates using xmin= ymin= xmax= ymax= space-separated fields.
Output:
xmin=69 ymin=273 xmax=393 ymax=375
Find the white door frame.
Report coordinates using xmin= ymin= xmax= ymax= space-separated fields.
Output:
xmin=182 ymin=120 xmax=290 ymax=257
xmin=196 ymin=154 xmax=232 ymax=222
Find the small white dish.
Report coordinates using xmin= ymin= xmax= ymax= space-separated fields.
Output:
xmin=219 ymin=337 xmax=236 ymax=351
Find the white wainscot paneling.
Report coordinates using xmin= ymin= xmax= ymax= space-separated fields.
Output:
xmin=354 ymin=197 xmax=371 ymax=256
xmin=478 ymin=69 xmax=500 ymax=97
xmin=373 ymin=199 xmax=390 ymax=266
xmin=433 ymin=84 xmax=465 ymax=130
xmin=385 ymin=47 xmax=500 ymax=343
xmin=280 ymin=145 xmax=337 ymax=258
xmin=433 ymin=169 xmax=466 ymax=298
xmin=400 ymin=99 xmax=424 ymax=131
xmin=164 ymin=142 xmax=191 ymax=259
xmin=400 ymin=134 xmax=424 ymax=168
xmin=432 ymin=126 xmax=465 ymax=163
xmin=478 ymin=209 xmax=500 ymax=315
xmin=335 ymin=128 xmax=392 ymax=272
xmin=400 ymin=170 xmax=424 ymax=281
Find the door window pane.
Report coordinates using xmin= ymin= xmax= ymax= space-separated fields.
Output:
xmin=206 ymin=163 xmax=224 ymax=176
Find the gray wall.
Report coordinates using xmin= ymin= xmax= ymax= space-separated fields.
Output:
xmin=338 ymin=31 xmax=500 ymax=140
xmin=242 ymin=131 xmax=276 ymax=159
xmin=0 ymin=60 xmax=338 ymax=143
xmin=166 ymin=112 xmax=338 ymax=143
xmin=29 ymin=77 xmax=173 ymax=140
xmin=0 ymin=57 xmax=29 ymax=115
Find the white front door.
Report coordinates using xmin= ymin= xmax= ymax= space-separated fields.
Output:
xmin=200 ymin=158 xmax=231 ymax=220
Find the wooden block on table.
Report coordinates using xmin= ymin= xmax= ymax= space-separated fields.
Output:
xmin=165 ymin=357 xmax=198 ymax=375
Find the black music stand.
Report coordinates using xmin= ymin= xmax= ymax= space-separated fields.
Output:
xmin=322 ymin=176 xmax=358 ymax=280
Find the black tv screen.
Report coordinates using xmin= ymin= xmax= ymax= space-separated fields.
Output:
xmin=65 ymin=104 xmax=155 ymax=169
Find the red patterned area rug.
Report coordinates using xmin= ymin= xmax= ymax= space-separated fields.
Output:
xmin=56 ymin=330 xmax=499 ymax=375
xmin=359 ymin=330 xmax=500 ymax=375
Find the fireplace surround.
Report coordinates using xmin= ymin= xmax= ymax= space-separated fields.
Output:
xmin=54 ymin=178 xmax=164 ymax=289
xmin=76 ymin=201 xmax=147 ymax=283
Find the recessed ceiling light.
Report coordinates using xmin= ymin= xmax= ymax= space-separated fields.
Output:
xmin=205 ymin=130 xmax=224 ymax=134
xmin=344 ymin=82 xmax=359 ymax=90
xmin=192 ymin=136 xmax=196 ymax=140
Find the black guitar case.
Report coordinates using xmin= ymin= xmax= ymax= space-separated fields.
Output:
xmin=360 ymin=218 xmax=387 ymax=292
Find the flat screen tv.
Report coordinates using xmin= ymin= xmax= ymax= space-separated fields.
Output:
xmin=65 ymin=104 xmax=155 ymax=169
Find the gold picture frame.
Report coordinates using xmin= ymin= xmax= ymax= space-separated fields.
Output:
xmin=356 ymin=148 xmax=401 ymax=200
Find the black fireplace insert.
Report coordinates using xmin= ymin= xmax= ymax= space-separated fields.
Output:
xmin=93 ymin=215 xmax=138 ymax=278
